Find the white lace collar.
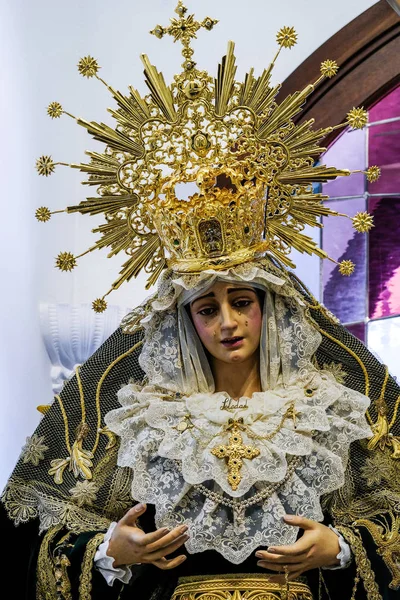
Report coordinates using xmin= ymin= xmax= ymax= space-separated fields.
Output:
xmin=105 ymin=371 xmax=371 ymax=564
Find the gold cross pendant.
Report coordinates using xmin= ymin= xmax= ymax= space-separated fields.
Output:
xmin=211 ymin=418 xmax=260 ymax=490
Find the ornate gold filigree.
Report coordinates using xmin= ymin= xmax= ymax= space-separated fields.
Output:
xmin=211 ymin=419 xmax=260 ymax=490
xmin=335 ymin=526 xmax=382 ymax=600
xmin=37 ymin=2 xmax=369 ymax=307
xmin=79 ymin=533 xmax=105 ymax=599
xmin=171 ymin=574 xmax=313 ymax=600
xmin=354 ymin=517 xmax=400 ymax=590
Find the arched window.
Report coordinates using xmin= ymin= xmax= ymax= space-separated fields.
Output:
xmin=321 ymin=86 xmax=400 ymax=376
xmin=281 ymin=1 xmax=400 ymax=376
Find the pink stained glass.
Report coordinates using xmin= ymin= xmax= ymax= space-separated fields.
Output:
xmin=368 ymin=196 xmax=400 ymax=320
xmin=369 ymin=85 xmax=400 ymax=123
xmin=322 ymin=127 xmax=366 ymax=198
xmin=367 ymin=119 xmax=400 ymax=195
xmin=322 ymin=197 xmax=367 ymax=324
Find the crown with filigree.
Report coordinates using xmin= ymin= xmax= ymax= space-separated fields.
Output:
xmin=35 ymin=1 xmax=380 ymax=312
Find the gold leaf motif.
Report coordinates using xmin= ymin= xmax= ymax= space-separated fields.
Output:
xmin=70 ymin=438 xmax=94 ymax=480
xmin=49 ymin=458 xmax=70 ymax=485
xmin=98 ymin=426 xmax=117 ymax=450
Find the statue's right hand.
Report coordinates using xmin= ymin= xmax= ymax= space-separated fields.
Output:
xmin=107 ymin=503 xmax=189 ymax=570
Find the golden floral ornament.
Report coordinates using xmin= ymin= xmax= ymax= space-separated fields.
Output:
xmin=276 ymin=26 xmax=297 ymax=48
xmin=339 ymin=259 xmax=355 ymax=276
xmin=78 ymin=55 xmax=100 ymax=78
xmin=35 ymin=206 xmax=51 ymax=222
xmin=69 ymin=480 xmax=99 ymax=507
xmin=346 ymin=107 xmax=368 ymax=130
xmin=21 ymin=434 xmax=49 ymax=466
xmin=36 ymin=155 xmax=55 ymax=177
xmin=92 ymin=298 xmax=108 ymax=313
xmin=56 ymin=251 xmax=77 ymax=272
xmin=323 ymin=362 xmax=348 ymax=385
xmin=366 ymin=165 xmax=381 ymax=183
xmin=320 ymin=59 xmax=339 ymax=78
xmin=47 ymin=101 xmax=63 ymax=119
xmin=352 ymin=211 xmax=374 ymax=233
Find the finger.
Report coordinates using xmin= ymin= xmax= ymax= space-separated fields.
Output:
xmin=266 ymin=536 xmax=311 ymax=557
xmin=131 ymin=526 xmax=171 ymax=547
xmin=152 ymin=555 xmax=187 ymax=570
xmin=257 ymin=562 xmax=302 ymax=573
xmin=283 ymin=514 xmax=317 ymax=530
xmin=255 ymin=550 xmax=305 ymax=564
xmin=144 ymin=534 xmax=189 ymax=561
xmin=144 ymin=524 xmax=189 ymax=551
xmin=120 ymin=503 xmax=147 ymax=526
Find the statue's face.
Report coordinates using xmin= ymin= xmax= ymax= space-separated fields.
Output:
xmin=189 ymin=281 xmax=263 ymax=366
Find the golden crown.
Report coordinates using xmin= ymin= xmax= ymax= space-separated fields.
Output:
xmin=35 ymin=1 xmax=380 ymax=312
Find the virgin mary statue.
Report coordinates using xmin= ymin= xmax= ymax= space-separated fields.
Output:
xmin=1 ymin=3 xmax=399 ymax=599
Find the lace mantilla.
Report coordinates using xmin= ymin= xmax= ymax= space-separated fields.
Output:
xmin=105 ymin=371 xmax=371 ymax=563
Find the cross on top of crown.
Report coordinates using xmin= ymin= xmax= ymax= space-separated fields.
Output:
xmin=150 ymin=1 xmax=218 ymax=71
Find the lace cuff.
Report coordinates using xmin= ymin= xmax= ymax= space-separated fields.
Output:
xmin=321 ymin=526 xmax=352 ymax=570
xmin=94 ymin=522 xmax=133 ymax=586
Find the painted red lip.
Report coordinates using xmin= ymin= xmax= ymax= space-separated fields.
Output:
xmin=221 ymin=337 xmax=244 ymax=348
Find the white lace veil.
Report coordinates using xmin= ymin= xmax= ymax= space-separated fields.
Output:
xmin=138 ymin=259 xmax=322 ymax=394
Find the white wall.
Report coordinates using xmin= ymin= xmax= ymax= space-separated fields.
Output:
xmin=0 ymin=0 xmax=378 ymax=488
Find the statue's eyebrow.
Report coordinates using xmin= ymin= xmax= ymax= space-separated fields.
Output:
xmin=191 ymin=287 xmax=255 ymax=306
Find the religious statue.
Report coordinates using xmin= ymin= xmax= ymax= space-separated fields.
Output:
xmin=2 ymin=3 xmax=399 ymax=599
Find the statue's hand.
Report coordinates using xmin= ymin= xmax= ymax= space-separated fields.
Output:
xmin=107 ymin=503 xmax=188 ymax=570
xmin=255 ymin=514 xmax=340 ymax=580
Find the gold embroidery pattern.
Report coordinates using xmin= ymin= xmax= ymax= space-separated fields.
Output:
xmin=37 ymin=526 xmax=62 ymax=600
xmin=171 ymin=574 xmax=313 ymax=600
xmin=354 ymin=517 xmax=400 ymax=590
xmin=336 ymin=526 xmax=383 ymax=600
xmin=79 ymin=532 xmax=106 ymax=600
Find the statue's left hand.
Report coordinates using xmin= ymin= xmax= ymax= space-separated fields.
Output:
xmin=255 ymin=515 xmax=340 ymax=581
